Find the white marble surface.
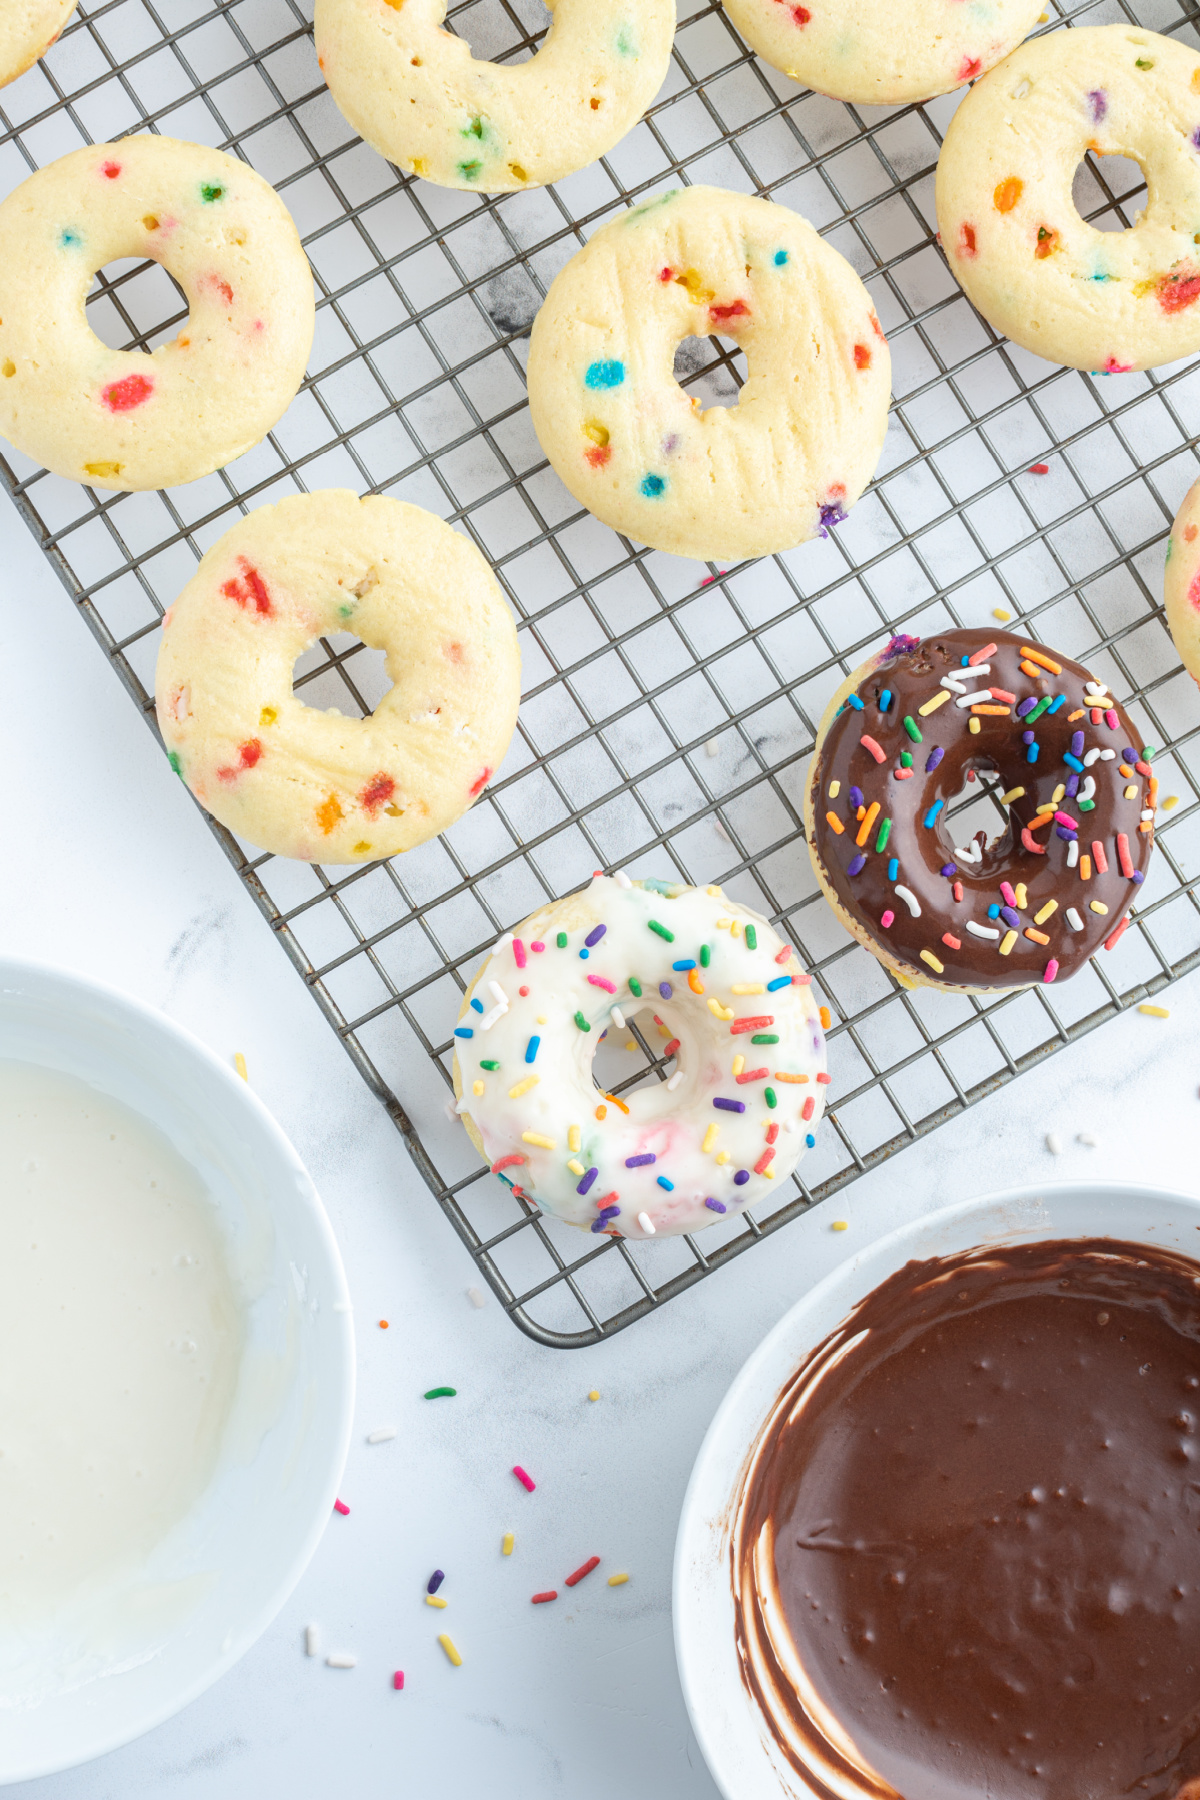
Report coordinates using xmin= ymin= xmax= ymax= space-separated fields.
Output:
xmin=2 ymin=483 xmax=1198 ymax=1800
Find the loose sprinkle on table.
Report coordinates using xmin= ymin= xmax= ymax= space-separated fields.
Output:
xmin=502 ymin=1532 xmax=515 ymax=1556
xmin=608 ymin=1573 xmax=630 ymax=1587
xmin=327 ymin=1653 xmax=357 ymax=1669
xmin=334 ymin=1499 xmax=350 ymax=1515
xmin=234 ymin=1052 xmax=249 ymax=1082
xmin=565 ymin=1556 xmax=601 ymax=1587
xmin=438 ymin=1635 xmax=463 ymax=1666
xmin=513 ymin=1465 xmax=537 ymax=1492
xmin=393 ymin=1672 xmax=405 ymax=1691
xmin=306 ymin=1624 xmax=320 ymax=1657
xmin=368 ymin=1427 xmax=397 ymax=1444
xmin=531 ymin=1591 xmax=557 ymax=1605
xmin=1138 ymin=1004 xmax=1170 ymax=1018
xmin=424 ymin=1386 xmax=457 ymax=1400
xmin=428 ymin=1570 xmax=445 ymax=1594
xmin=832 ymin=1220 xmax=849 ymax=1231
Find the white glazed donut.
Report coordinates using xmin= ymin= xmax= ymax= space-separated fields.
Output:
xmin=526 ymin=185 xmax=891 ymax=563
xmin=720 ymin=0 xmax=1044 ymax=106
xmin=314 ymin=0 xmax=676 ymax=194
xmin=0 ymin=0 xmax=75 ymax=87
xmin=1165 ymin=475 xmax=1200 ymax=686
xmin=0 ymin=136 xmax=314 ymax=491
xmin=936 ymin=26 xmax=1200 ymax=375
xmin=452 ymin=876 xmax=829 ymax=1241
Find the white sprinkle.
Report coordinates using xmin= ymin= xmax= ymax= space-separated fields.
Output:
xmin=305 ymin=1624 xmax=320 ymax=1657
xmin=491 ymin=934 xmax=514 ymax=959
xmin=1098 ymin=748 xmax=1116 ymax=761
xmin=637 ymin=1212 xmax=656 ymax=1235
xmin=942 ymin=664 xmax=990 ymax=690
xmin=714 ymin=819 xmax=732 ymax=843
xmin=706 ymin=738 xmax=719 ymax=756
xmin=326 ymin=1653 xmax=357 ymax=1670
xmin=1077 ymin=1131 xmax=1099 ymax=1147
xmin=1084 ymin=681 xmax=1109 ymax=696
xmin=487 ymin=980 xmax=509 ymax=1008
xmin=467 ymin=1285 xmax=487 ymax=1308
xmin=455 ymin=1098 xmax=471 ymax=1114
xmin=1080 ymin=775 xmax=1096 ymax=802
xmin=1067 ymin=839 xmax=1079 ymax=868
xmin=367 ymin=1427 xmax=397 ymax=1444
xmin=1083 ymin=747 xmax=1102 ymax=766
xmin=666 ymin=1070 xmax=683 ymax=1091
xmin=1141 ymin=809 xmax=1155 ymax=822
xmin=956 ymin=689 xmax=993 ymax=707
xmin=940 ymin=674 xmax=967 ymax=693
xmin=444 ymin=1098 xmax=461 ymax=1122
xmin=1066 ymin=907 xmax=1084 ymax=931
xmin=610 ymin=1004 xmax=625 ymax=1029
xmin=1046 ymin=1132 xmax=1063 ymax=1155
xmin=894 ymin=885 xmax=921 ymax=918
xmin=966 ymin=920 xmax=1001 ymax=940
xmin=954 ymin=842 xmax=983 ymax=864
xmin=614 ymin=870 xmax=633 ymax=889
xmin=479 ymin=1002 xmax=508 ymax=1032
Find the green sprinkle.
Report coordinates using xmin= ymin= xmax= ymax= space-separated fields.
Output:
xmin=751 ymin=1033 xmax=780 ymax=1044
xmin=200 ymin=182 xmax=224 ymax=203
xmin=557 ymin=932 xmax=568 ymax=948
xmin=628 ymin=976 xmax=643 ymax=997
xmin=700 ymin=944 xmax=711 ymax=967
xmin=900 ymin=751 xmax=914 ymax=768
xmin=480 ymin=1059 xmax=500 ymax=1071
xmin=465 ymin=115 xmax=486 ymax=139
xmin=902 ymin=715 xmax=922 ymax=743
xmin=458 ymin=159 xmax=483 ymax=182
xmin=1025 ymin=697 xmax=1051 ymax=723
xmin=745 ymin=925 xmax=757 ymax=950
xmin=1135 ymin=56 xmax=1153 ymax=67
xmin=875 ymin=817 xmax=892 ymax=853
xmin=765 ymin=1087 xmax=777 ymax=1109
xmin=167 ymin=750 xmax=183 ymax=777
xmin=424 ymin=1386 xmax=457 ymax=1399
xmin=648 ymin=920 xmax=675 ymax=942
xmin=1078 ymin=798 xmax=1096 ymax=811
xmin=574 ymin=1011 xmax=591 ymax=1032
xmin=1143 ymin=746 xmax=1156 ymax=761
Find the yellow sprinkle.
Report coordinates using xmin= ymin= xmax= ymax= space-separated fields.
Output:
xmin=1033 ymin=899 xmax=1058 ymax=925
xmin=762 ymin=1164 xmax=775 ymax=1180
xmin=999 ymin=930 xmax=1017 ymax=956
xmin=624 ymin=1040 xmax=637 ymax=1051
xmin=1014 ymin=884 xmax=1028 ymax=910
xmin=1035 ymin=803 xmax=1056 ymax=817
xmin=832 ymin=1220 xmax=849 ymax=1232
xmin=706 ymin=885 xmax=723 ymax=897
xmin=708 ymin=998 xmax=735 ymax=1020
xmin=828 ymin=780 xmax=841 ymax=799
xmin=716 ymin=918 xmax=732 ymax=929
xmin=234 ymin=1052 xmax=248 ymax=1082
xmin=1000 ymin=787 xmax=1025 ymax=805
xmin=1051 ymin=783 xmax=1065 ymax=805
xmin=730 ymin=983 xmax=765 ymax=994
xmin=969 ymin=717 xmax=981 ymax=734
xmin=702 ymin=1123 xmax=719 ymax=1154
xmin=259 ymin=705 xmax=277 ymax=726
xmin=1139 ymin=1004 xmax=1170 ymax=1018
xmin=502 ymin=1532 xmax=514 ymax=1556
xmin=919 ymin=949 xmax=944 ymax=973
xmin=715 ymin=1151 xmax=730 ymax=1165
xmin=1163 ymin=795 xmax=1179 ymax=811
xmin=567 ymin=1159 xmax=585 ymax=1176
xmin=426 ymin=1595 xmax=448 ymax=1609
xmin=509 ymin=1075 xmax=540 ymax=1099
xmin=730 ymin=920 xmax=743 ymax=938
xmin=589 ymin=1390 xmax=600 ymax=1401
xmin=1089 ymin=900 xmax=1109 ymax=915
xmin=993 ymin=608 xmax=1013 ymax=621
xmin=568 ymin=1125 xmax=581 ymax=1153
xmin=732 ymin=1054 xmax=745 ymax=1077
xmin=608 ymin=1573 xmax=629 ymax=1586
xmin=919 ymin=688 xmax=951 ymax=716
xmin=522 ymin=1131 xmax=556 ymax=1149
xmin=658 ymin=1023 xmax=672 ymax=1039
xmin=438 ymin=1635 xmax=462 ymax=1667
xmin=1125 ymin=784 xmax=1138 ymax=799
xmin=473 ymin=1080 xmax=485 ymax=1096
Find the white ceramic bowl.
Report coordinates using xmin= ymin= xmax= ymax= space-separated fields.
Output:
xmin=673 ymin=1181 xmax=1200 ymax=1800
xmin=0 ymin=958 xmax=355 ymax=1784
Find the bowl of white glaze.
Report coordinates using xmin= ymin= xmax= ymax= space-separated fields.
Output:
xmin=0 ymin=957 xmax=354 ymax=1784
xmin=672 ymin=1182 xmax=1200 ymax=1800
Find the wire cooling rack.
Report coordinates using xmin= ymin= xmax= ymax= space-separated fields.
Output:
xmin=4 ymin=0 xmax=1200 ymax=1346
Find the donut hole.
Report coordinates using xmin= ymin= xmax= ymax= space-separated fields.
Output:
xmin=591 ymin=1004 xmax=678 ymax=1100
xmin=933 ymin=760 xmax=1015 ymax=870
xmin=1071 ymin=151 xmax=1148 ymax=233
xmin=673 ymin=333 xmax=747 ymax=412
xmin=292 ymin=632 xmax=394 ymax=718
xmin=447 ymin=0 xmax=550 ymax=66
xmin=86 ymin=257 xmax=189 ymax=352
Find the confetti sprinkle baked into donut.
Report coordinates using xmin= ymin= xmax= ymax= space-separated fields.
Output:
xmin=451 ymin=876 xmax=828 ymax=1240
xmin=804 ymin=627 xmax=1155 ymax=993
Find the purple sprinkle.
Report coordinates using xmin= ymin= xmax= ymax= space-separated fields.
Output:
xmin=1000 ymin=906 xmax=1021 ymax=929
xmin=734 ymin=1169 xmax=750 ymax=1186
xmin=1132 ymin=869 xmax=1145 ymax=883
xmin=714 ymin=1097 xmax=746 ymax=1113
xmin=659 ymin=981 xmax=672 ymax=999
xmin=1016 ymin=697 xmax=1037 ymax=718
xmin=1022 ymin=729 xmax=1035 ymax=745
xmin=705 ymin=1198 xmax=727 ymax=1214
xmin=1056 ymin=827 xmax=1078 ymax=842
xmin=1087 ymin=87 xmax=1107 ymax=121
xmin=428 ymin=1570 xmax=445 ymax=1594
xmin=884 ymin=633 xmax=922 ymax=659
xmin=577 ymin=1167 xmax=598 ymax=1195
xmin=925 ymin=746 xmax=945 ymax=773
xmin=941 ymin=863 xmax=957 ymax=878
xmin=584 ymin=924 xmax=607 ymax=947
xmin=818 ymin=499 xmax=847 ymax=535
xmin=1070 ymin=730 xmax=1085 ymax=757
xmin=849 ymin=785 xmax=864 ymax=808
xmin=1192 ymin=124 xmax=1200 ymax=152
xmin=625 ymin=1153 xmax=656 ymax=1167
xmin=847 ymin=853 xmax=867 ymax=876
xmin=1066 ymin=773 xmax=1080 ymax=797
xmin=1123 ymin=747 xmax=1137 ymax=763
xmin=591 ymin=1207 xmax=620 ymax=1232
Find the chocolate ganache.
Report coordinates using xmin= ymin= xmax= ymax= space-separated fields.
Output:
xmin=806 ymin=628 xmax=1155 ymax=988
xmin=733 ymin=1238 xmax=1200 ymax=1800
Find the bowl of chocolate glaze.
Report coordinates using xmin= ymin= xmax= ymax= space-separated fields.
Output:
xmin=674 ymin=1185 xmax=1200 ymax=1800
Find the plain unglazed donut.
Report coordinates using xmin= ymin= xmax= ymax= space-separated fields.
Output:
xmin=803 ymin=626 xmax=1155 ymax=994
xmin=1165 ymin=475 xmax=1200 ymax=686
xmin=0 ymin=0 xmax=75 ymax=87
xmin=0 ymin=136 xmax=314 ymax=491
xmin=720 ymin=0 xmax=1044 ymax=106
xmin=936 ymin=26 xmax=1200 ymax=374
xmin=451 ymin=875 xmax=828 ymax=1241
xmin=314 ymin=0 xmax=676 ymax=193
xmin=156 ymin=490 xmax=521 ymax=865
xmin=526 ymin=185 xmax=891 ymax=563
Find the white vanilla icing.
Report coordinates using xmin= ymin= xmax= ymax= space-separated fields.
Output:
xmin=453 ymin=877 xmax=829 ymax=1239
xmin=0 ymin=1060 xmax=243 ymax=1627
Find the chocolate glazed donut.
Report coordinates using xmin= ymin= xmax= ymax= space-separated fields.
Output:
xmin=802 ymin=627 xmax=1156 ymax=991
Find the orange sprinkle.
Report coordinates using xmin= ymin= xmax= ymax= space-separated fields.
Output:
xmin=687 ymin=968 xmax=705 ymax=995
xmin=855 ymin=801 xmax=880 ymax=848
xmin=379 ymin=1320 xmax=389 ymax=1329
xmin=595 ymin=1104 xmax=607 ymax=1120
xmin=605 ymin=1093 xmax=630 ymax=1115
xmin=1020 ymin=661 xmax=1044 ymax=680
xmin=994 ymin=176 xmax=1024 ymax=213
xmin=971 ymin=704 xmax=1010 ymax=715
xmin=1080 ymin=855 xmax=1092 ymax=880
xmin=773 ymin=1072 xmax=809 ymax=1083
xmin=825 ymin=811 xmax=845 ymax=835
xmin=819 ymin=1007 xmax=832 ymax=1030
xmin=1020 ymin=646 xmax=1062 ymax=675
xmin=1067 ymin=709 xmax=1085 ymax=722
xmin=1024 ymin=928 xmax=1050 ymax=945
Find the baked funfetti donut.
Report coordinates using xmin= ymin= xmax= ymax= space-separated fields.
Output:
xmin=452 ymin=876 xmax=828 ymax=1240
xmin=526 ymin=186 xmax=891 ymax=563
xmin=0 ymin=137 xmax=314 ymax=491
xmin=1165 ymin=476 xmax=1200 ymax=686
xmin=803 ymin=627 xmax=1155 ymax=993
xmin=156 ymin=490 xmax=521 ymax=865
xmin=936 ymin=26 xmax=1200 ymax=374
xmin=0 ymin=0 xmax=75 ymax=87
xmin=720 ymin=0 xmax=1043 ymax=106
xmin=314 ymin=0 xmax=675 ymax=193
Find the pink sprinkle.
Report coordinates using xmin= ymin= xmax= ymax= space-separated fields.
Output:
xmin=513 ymin=1465 xmax=536 ymax=1493
xmin=952 ymin=881 xmax=963 ymax=902
xmin=513 ymin=939 xmax=527 ymax=969
xmin=775 ymin=946 xmax=792 ymax=964
xmin=1092 ymin=841 xmax=1109 ymax=874
xmin=753 ymin=1150 xmax=774 ymax=1175
xmin=860 ymin=735 xmax=886 ymax=764
xmin=1029 ymin=463 xmax=1049 ymax=475
xmin=801 ymin=1096 xmax=815 ymax=1121
xmin=735 ymin=1067 xmax=770 ymax=1084
xmin=1054 ymin=810 xmax=1077 ymax=828
xmin=1105 ymin=708 xmax=1119 ymax=731
xmin=1117 ymin=833 xmax=1133 ymax=878
xmin=880 ymin=909 xmax=895 ymax=929
xmin=334 ymin=1499 xmax=350 ymax=1516
xmin=531 ymin=941 xmax=545 ymax=953
xmin=1044 ymin=959 xmax=1059 ymax=983
xmin=1105 ymin=917 xmax=1131 ymax=951
xmin=1000 ymin=882 xmax=1017 ymax=907
xmin=792 ymin=972 xmax=812 ymax=985
xmin=587 ymin=974 xmax=616 ymax=994
xmin=816 ymin=1072 xmax=832 ymax=1085
xmin=393 ymin=1672 xmax=405 ymax=1691
xmin=492 ymin=1154 xmax=528 ymax=1172
xmin=968 ymin=642 xmax=997 ymax=665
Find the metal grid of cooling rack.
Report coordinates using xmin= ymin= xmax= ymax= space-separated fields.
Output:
xmin=4 ymin=0 xmax=1200 ymax=1347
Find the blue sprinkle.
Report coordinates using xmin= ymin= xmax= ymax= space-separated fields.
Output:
xmin=659 ymin=981 xmax=672 ymax=999
xmin=1000 ymin=906 xmax=1020 ymax=929
xmin=1064 ymin=752 xmax=1084 ymax=772
xmin=470 ymin=997 xmax=484 ymax=1013
xmin=1016 ymin=697 xmax=1037 ymax=718
xmin=987 ymin=903 xmax=1001 ymax=919
xmin=625 ymin=1153 xmax=656 ymax=1168
xmin=585 ymin=359 xmax=625 ymax=390
xmin=924 ymin=800 xmax=944 ymax=828
xmin=577 ymin=1167 xmax=599 ymax=1195
xmin=773 ymin=250 xmax=789 ymax=266
xmin=1027 ymin=743 xmax=1040 ymax=764
xmin=1047 ymin=694 xmax=1066 ymax=714
xmin=672 ymin=960 xmax=697 ymax=971
xmin=847 ymin=853 xmax=867 ymax=876
xmin=714 ymin=1098 xmax=746 ymax=1114
xmin=59 ymin=228 xmax=82 ymax=248
xmin=879 ymin=688 xmax=892 ymax=712
xmin=887 ymin=857 xmax=899 ymax=881
xmin=525 ymin=1036 xmax=540 ymax=1064
xmin=579 ymin=948 xmax=590 ymax=959
xmin=925 ymin=746 xmax=945 ymax=773
xmin=805 ymin=1133 xmax=816 ymax=1148
xmin=734 ymin=1168 xmax=750 ymax=1184
xmin=705 ymin=1197 xmax=727 ymax=1212
xmin=961 ymin=655 xmax=970 ymax=666
xmin=767 ymin=976 xmax=791 ymax=991
xmin=847 ymin=694 xmax=865 ymax=711
xmin=585 ymin=924 xmax=607 ymax=947
xmin=454 ymin=1027 xmax=474 ymax=1038
xmin=641 ymin=473 xmax=667 ymax=498
xmin=657 ymin=1176 xmax=675 ymax=1191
